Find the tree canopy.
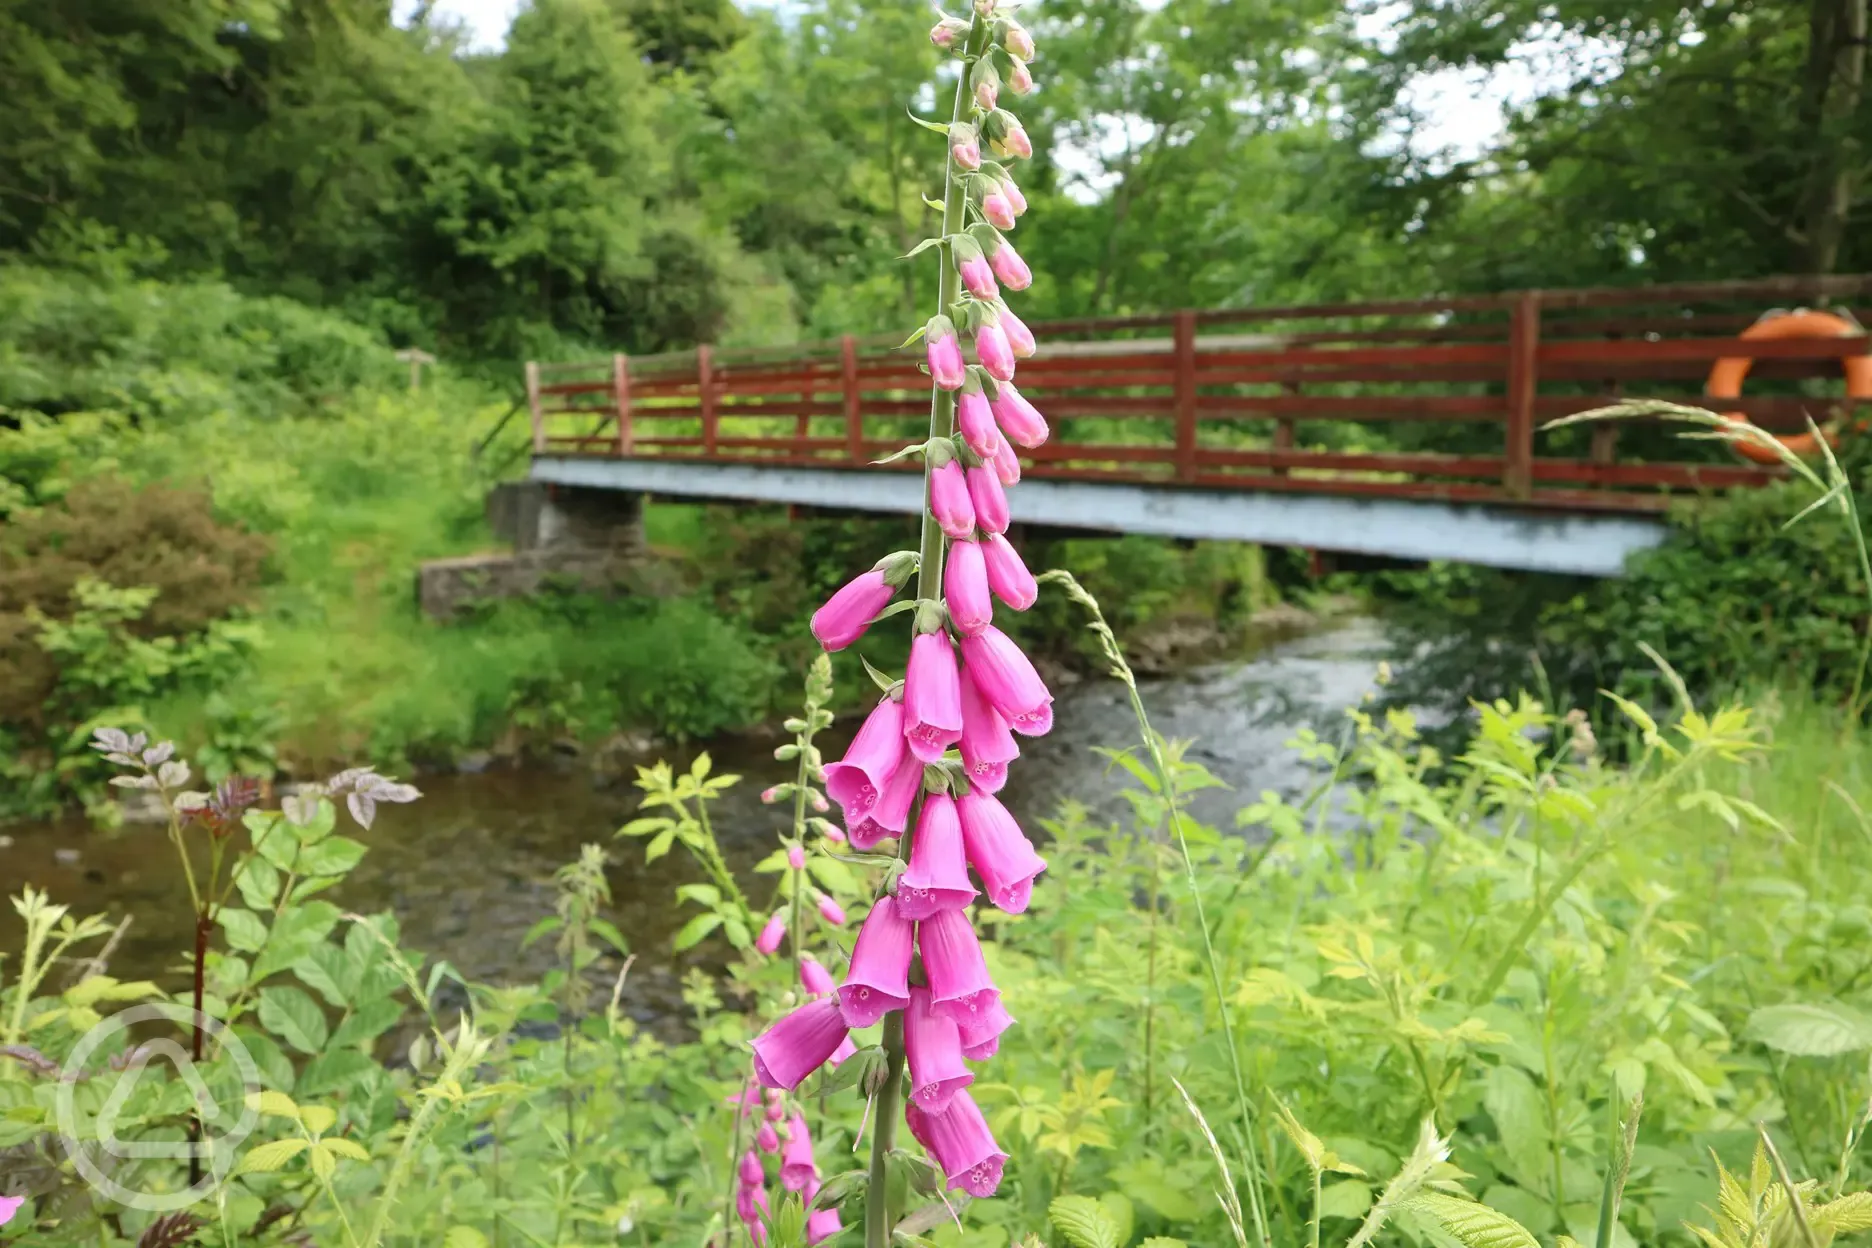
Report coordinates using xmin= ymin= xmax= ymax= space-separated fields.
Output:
xmin=3 ymin=0 xmax=1867 ymax=358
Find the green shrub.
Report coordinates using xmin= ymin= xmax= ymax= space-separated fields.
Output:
xmin=1383 ymin=442 xmax=1872 ymax=720
xmin=0 ymin=262 xmax=400 ymax=420
xmin=0 ymin=475 xmax=270 ymax=731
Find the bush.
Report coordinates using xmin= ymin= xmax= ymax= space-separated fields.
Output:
xmin=0 ymin=262 xmax=401 ymax=421
xmin=1383 ymin=442 xmax=1872 ymax=720
xmin=0 ymin=475 xmax=270 ymax=730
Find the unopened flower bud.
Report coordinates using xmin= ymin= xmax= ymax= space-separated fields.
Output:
xmin=1003 ymin=23 xmax=1035 ymax=60
xmin=788 ymin=845 xmax=807 ymax=870
xmin=1006 ymin=57 xmax=1034 ymax=95
xmin=756 ymin=911 xmax=788 ymax=954
xmin=817 ymin=892 xmax=847 ymax=925
xmin=999 ymin=175 xmax=1027 ymax=217
xmin=930 ymin=15 xmax=969 ymax=48
xmin=981 ymin=189 xmax=1017 ymax=230
xmin=985 ymin=111 xmax=1032 ymax=160
xmin=971 ymin=59 xmax=1000 ymax=111
xmin=811 ymin=791 xmax=829 ymax=812
xmin=853 ymin=1046 xmax=892 ymax=1097
xmin=975 ymin=322 xmax=1015 ymax=382
xmin=996 ymin=302 xmax=1036 ymax=358
xmin=762 ymin=785 xmax=783 ymax=804
xmin=949 ymin=122 xmax=981 ymax=171
xmin=775 ymin=743 xmax=800 ymax=761
xmin=989 ymin=240 xmax=1032 ymax=291
xmin=926 ymin=315 xmax=966 ymax=390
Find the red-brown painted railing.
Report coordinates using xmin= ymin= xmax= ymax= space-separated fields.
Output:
xmin=524 ymin=275 xmax=1872 ymax=513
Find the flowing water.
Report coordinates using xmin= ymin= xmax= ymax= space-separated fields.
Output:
xmin=1 ymin=618 xmax=1391 ymax=1024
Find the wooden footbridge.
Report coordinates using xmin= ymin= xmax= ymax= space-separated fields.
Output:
xmin=519 ymin=275 xmax=1872 ymax=576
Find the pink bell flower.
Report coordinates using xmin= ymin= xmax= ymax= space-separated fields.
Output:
xmin=960 ymin=626 xmax=1054 ymax=736
xmin=958 ymin=663 xmax=1018 ymax=793
xmin=981 ymin=532 xmax=1038 ymax=610
xmin=837 ymin=896 xmax=914 ymax=1027
xmin=1007 ymin=57 xmax=1034 ymax=95
xmin=800 ymin=956 xmax=837 ymax=996
xmin=989 ymin=380 xmax=1048 ymax=447
xmin=957 ymin=996 xmax=1016 ymax=1060
xmin=757 ymin=1119 xmax=781 ymax=1153
xmin=918 ymin=907 xmax=1000 ymax=1024
xmin=967 ymin=464 xmax=1010 ymax=534
xmin=736 ymin=1178 xmax=770 ymax=1242
xmin=756 ymin=910 xmax=788 ymax=955
xmin=847 ymin=753 xmax=921 ymax=849
xmin=1004 ymin=24 xmax=1035 ymax=60
xmin=992 ymin=441 xmax=1022 ymax=486
xmin=928 ymin=326 xmax=967 ymax=390
xmin=904 ymin=631 xmax=964 ymax=763
xmin=751 ymin=997 xmax=850 ymax=1090
xmin=787 ymin=844 xmax=806 ymax=870
xmin=930 ymin=459 xmax=976 ymax=538
xmin=959 ymin=253 xmax=998 ymax=300
xmin=982 ymin=190 xmax=1017 ymax=230
xmin=989 ymin=241 xmax=1032 ymax=290
xmin=997 ymin=303 xmax=1036 ymax=358
xmin=895 ymin=792 xmax=978 ymax=919
xmin=906 ymin=1090 xmax=1008 ymax=1197
xmin=816 ymin=892 xmax=846 ymax=926
xmin=944 ymin=537 xmax=994 ymax=636
xmin=905 ymin=984 xmax=974 ymax=1113
xmin=781 ymin=1114 xmax=817 ymax=1191
xmin=807 ymin=1203 xmax=843 ymax=1246
xmin=975 ymin=322 xmax=1015 ymax=382
xmin=958 ymin=789 xmax=1048 ymax=913
xmin=811 ymin=569 xmax=895 ymax=651
xmin=958 ymin=389 xmax=1002 ymax=459
xmin=823 ymin=697 xmax=906 ymax=824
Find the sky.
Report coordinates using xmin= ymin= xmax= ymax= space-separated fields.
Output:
xmin=395 ymin=0 xmax=1597 ymax=167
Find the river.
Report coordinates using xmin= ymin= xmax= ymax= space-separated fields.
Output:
xmin=2 ymin=618 xmax=1390 ymax=1022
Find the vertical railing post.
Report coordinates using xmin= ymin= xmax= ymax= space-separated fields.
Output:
xmin=1173 ymin=309 xmax=1198 ymax=483
xmin=524 ymin=360 xmax=546 ymax=454
xmin=841 ymin=334 xmax=863 ymax=464
xmin=612 ymin=353 xmax=633 ymax=456
xmin=1504 ymin=291 xmax=1541 ymax=499
xmin=698 ymin=343 xmax=717 ymax=457
xmin=1591 ymin=331 xmax=1621 ymax=466
xmin=1273 ymin=380 xmax=1299 ymax=476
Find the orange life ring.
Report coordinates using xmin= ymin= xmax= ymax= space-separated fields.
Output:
xmin=1705 ymin=309 xmax=1872 ymax=464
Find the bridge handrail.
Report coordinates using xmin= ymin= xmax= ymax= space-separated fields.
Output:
xmin=522 ymin=274 xmax=1872 ymax=512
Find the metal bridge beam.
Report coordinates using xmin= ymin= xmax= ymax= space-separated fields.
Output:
xmin=528 ymin=456 xmax=1665 ymax=577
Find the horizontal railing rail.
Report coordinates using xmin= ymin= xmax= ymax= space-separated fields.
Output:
xmin=522 ymin=274 xmax=1872 ymax=513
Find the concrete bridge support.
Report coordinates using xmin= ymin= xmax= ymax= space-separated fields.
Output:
xmin=417 ymin=482 xmax=648 ymax=618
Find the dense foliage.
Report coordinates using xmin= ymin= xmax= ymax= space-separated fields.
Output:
xmin=1382 ymin=438 xmax=1872 ymax=722
xmin=6 ymin=628 xmax=1872 ymax=1246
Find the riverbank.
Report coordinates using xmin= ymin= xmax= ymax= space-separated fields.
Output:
xmin=0 ymin=617 xmax=1392 ymax=1010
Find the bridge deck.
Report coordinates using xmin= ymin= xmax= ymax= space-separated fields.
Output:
xmin=522 ymin=274 xmax=1872 ymax=574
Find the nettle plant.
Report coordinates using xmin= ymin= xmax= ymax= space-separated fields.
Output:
xmin=732 ymin=4 xmax=1051 ymax=1243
